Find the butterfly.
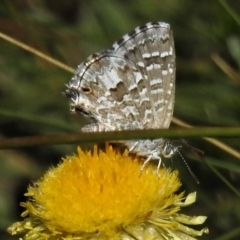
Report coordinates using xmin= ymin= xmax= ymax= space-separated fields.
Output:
xmin=65 ymin=22 xmax=176 ymax=172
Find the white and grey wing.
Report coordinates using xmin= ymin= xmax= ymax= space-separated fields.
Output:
xmin=112 ymin=22 xmax=175 ymax=129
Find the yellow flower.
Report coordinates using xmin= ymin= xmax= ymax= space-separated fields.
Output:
xmin=8 ymin=145 xmax=208 ymax=240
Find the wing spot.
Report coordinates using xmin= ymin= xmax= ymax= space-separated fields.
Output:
xmin=81 ymin=87 xmax=91 ymax=94
xmin=110 ymin=81 xmax=126 ymax=102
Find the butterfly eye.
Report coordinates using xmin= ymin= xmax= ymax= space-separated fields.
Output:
xmin=81 ymin=87 xmax=91 ymax=93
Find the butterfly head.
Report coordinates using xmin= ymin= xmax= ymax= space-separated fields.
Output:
xmin=161 ymin=140 xmax=179 ymax=158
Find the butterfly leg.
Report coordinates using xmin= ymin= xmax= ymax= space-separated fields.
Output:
xmin=156 ymin=156 xmax=162 ymax=176
xmin=128 ymin=141 xmax=139 ymax=152
xmin=122 ymin=141 xmax=139 ymax=157
xmin=140 ymin=155 xmax=162 ymax=177
xmin=139 ymin=154 xmax=152 ymax=176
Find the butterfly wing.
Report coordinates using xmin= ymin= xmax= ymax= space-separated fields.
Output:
xmin=65 ymin=22 xmax=175 ymax=131
xmin=66 ymin=51 xmax=145 ymax=130
xmin=112 ymin=22 xmax=175 ymax=129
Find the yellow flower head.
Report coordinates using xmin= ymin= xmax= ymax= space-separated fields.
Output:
xmin=8 ymin=145 xmax=208 ymax=240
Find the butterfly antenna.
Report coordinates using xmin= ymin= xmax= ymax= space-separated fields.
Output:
xmin=175 ymin=148 xmax=200 ymax=184
xmin=179 ymin=139 xmax=204 ymax=157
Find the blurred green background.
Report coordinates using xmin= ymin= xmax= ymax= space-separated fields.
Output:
xmin=1 ymin=0 xmax=240 ymax=239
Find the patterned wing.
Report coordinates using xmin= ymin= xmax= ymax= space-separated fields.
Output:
xmin=65 ymin=22 xmax=175 ymax=132
xmin=112 ymin=22 xmax=175 ymax=129
xmin=66 ymin=52 xmax=146 ymax=131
